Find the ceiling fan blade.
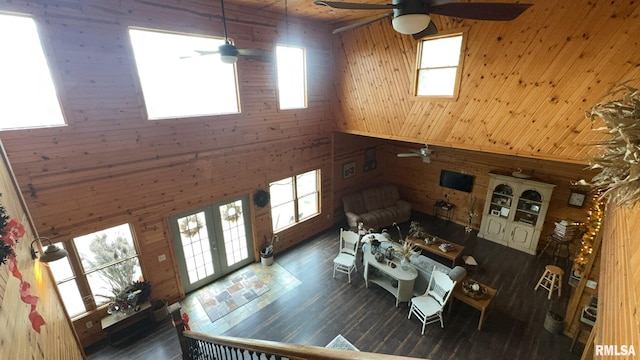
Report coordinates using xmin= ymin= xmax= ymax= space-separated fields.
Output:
xmin=194 ymin=50 xmax=221 ymax=56
xmin=314 ymin=1 xmax=396 ymax=10
xmin=180 ymin=49 xmax=220 ymax=59
xmin=412 ymin=21 xmax=438 ymax=40
xmin=397 ymin=153 xmax=422 ymax=157
xmin=430 ymin=2 xmax=532 ymax=21
xmin=333 ymin=12 xmax=393 ymax=34
xmin=238 ymin=48 xmax=273 ymax=62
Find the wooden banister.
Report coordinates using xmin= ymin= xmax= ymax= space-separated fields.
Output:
xmin=169 ymin=304 xmax=425 ymax=360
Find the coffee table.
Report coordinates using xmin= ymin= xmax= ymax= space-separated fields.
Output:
xmin=407 ymin=237 xmax=464 ymax=267
xmin=450 ymin=279 xmax=497 ymax=330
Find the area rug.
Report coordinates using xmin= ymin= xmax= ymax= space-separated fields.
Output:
xmin=326 ymin=334 xmax=359 ymax=351
xmin=197 ymin=269 xmax=269 ymax=323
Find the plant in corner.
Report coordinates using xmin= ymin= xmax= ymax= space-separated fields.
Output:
xmin=260 ymin=234 xmax=276 ymax=266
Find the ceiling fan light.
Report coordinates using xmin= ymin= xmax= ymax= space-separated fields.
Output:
xmin=220 ymin=55 xmax=238 ymax=64
xmin=392 ymin=14 xmax=431 ymax=35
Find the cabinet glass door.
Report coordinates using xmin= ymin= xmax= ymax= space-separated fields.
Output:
xmin=489 ymin=184 xmax=513 ymax=218
xmin=514 ymin=189 xmax=542 ymax=226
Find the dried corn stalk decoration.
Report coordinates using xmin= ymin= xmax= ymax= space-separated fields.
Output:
xmin=586 ymin=84 xmax=640 ymax=207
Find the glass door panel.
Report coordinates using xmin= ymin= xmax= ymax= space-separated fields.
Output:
xmin=218 ymin=199 xmax=250 ymax=267
xmin=489 ymin=183 xmax=513 ymax=218
xmin=514 ymin=189 xmax=542 ymax=226
xmin=170 ymin=196 xmax=254 ymax=293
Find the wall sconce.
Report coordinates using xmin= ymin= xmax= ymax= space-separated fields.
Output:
xmin=30 ymin=237 xmax=68 ymax=263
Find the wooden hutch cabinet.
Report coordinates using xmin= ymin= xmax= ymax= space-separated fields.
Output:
xmin=478 ymin=173 xmax=555 ymax=255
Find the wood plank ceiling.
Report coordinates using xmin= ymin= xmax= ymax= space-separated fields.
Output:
xmin=224 ymin=0 xmax=390 ymax=25
xmin=328 ymin=0 xmax=640 ymax=164
xmin=225 ymin=0 xmax=640 ymax=165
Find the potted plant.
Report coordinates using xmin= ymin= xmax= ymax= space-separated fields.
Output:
xmin=260 ymin=235 xmax=276 ymax=266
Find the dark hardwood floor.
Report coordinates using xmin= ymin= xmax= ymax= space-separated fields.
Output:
xmin=86 ymin=212 xmax=584 ymax=360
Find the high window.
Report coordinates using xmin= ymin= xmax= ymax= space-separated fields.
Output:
xmin=276 ymin=45 xmax=307 ymax=110
xmin=129 ymin=28 xmax=240 ymax=120
xmin=415 ymin=33 xmax=465 ymax=98
xmin=269 ymin=170 xmax=320 ymax=232
xmin=0 ymin=13 xmax=65 ymax=130
xmin=48 ymin=224 xmax=142 ymax=318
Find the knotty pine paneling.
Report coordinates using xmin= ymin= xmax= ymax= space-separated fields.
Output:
xmin=0 ymin=0 xmax=334 ymax=348
xmin=332 ymin=133 xmax=388 ymax=223
xmin=564 ymin=235 xmax=600 ymax=347
xmin=0 ymin=141 xmax=84 ymax=359
xmin=595 ymin=198 xmax=640 ymax=355
xmin=334 ymin=134 xmax=596 ymax=241
xmin=333 ymin=0 xmax=640 ymax=164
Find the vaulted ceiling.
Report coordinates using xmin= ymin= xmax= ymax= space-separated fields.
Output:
xmin=224 ymin=0 xmax=640 ymax=165
xmin=223 ymin=0 xmax=389 ymax=24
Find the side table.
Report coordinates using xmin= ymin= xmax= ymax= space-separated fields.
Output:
xmin=101 ymin=301 xmax=153 ymax=346
xmin=434 ymin=201 xmax=454 ymax=221
xmin=449 ymin=279 xmax=497 ymax=330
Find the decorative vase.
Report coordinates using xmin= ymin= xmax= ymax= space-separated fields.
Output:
xmin=370 ymin=239 xmax=380 ymax=254
xmin=374 ymin=251 xmax=385 ymax=263
xmin=261 ymin=254 xmax=274 ymax=266
xmin=385 ymin=247 xmax=395 ymax=260
xmin=400 ymin=256 xmax=410 ymax=270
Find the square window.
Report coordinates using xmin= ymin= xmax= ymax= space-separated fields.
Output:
xmin=415 ymin=33 xmax=464 ymax=98
xmin=129 ymin=28 xmax=240 ymax=119
xmin=0 ymin=13 xmax=65 ymax=130
xmin=269 ymin=169 xmax=320 ymax=232
xmin=73 ymin=224 xmax=142 ymax=306
xmin=48 ymin=223 xmax=144 ymax=317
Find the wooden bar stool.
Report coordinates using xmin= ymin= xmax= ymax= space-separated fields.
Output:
xmin=534 ymin=265 xmax=564 ymax=299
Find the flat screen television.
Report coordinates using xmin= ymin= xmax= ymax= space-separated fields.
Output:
xmin=439 ymin=170 xmax=475 ymax=193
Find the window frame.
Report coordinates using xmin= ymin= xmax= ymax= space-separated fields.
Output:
xmin=269 ymin=169 xmax=320 ymax=232
xmin=413 ymin=29 xmax=467 ymax=100
xmin=0 ymin=12 xmax=67 ymax=130
xmin=275 ymin=44 xmax=307 ymax=110
xmin=48 ymin=224 xmax=144 ymax=319
xmin=128 ymin=27 xmax=241 ymax=120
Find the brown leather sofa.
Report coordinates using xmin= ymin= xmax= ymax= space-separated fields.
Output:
xmin=342 ymin=185 xmax=411 ymax=230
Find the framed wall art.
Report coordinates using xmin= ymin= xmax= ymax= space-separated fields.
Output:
xmin=363 ymin=146 xmax=377 ymax=172
xmin=343 ymin=161 xmax=356 ymax=179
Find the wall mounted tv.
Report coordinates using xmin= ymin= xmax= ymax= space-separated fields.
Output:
xmin=439 ymin=170 xmax=475 ymax=193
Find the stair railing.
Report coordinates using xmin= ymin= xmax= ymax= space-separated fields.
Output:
xmin=170 ymin=304 xmax=423 ymax=360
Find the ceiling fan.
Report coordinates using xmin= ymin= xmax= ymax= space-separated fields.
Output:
xmin=187 ymin=0 xmax=272 ymax=63
xmin=397 ymin=144 xmax=433 ymax=163
xmin=314 ymin=0 xmax=532 ymax=39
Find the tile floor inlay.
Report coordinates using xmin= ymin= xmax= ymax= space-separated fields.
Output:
xmin=181 ymin=261 xmax=302 ymax=334
xmin=196 ymin=269 xmax=270 ymax=323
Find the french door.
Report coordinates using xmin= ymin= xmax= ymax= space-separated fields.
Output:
xmin=169 ymin=196 xmax=254 ymax=293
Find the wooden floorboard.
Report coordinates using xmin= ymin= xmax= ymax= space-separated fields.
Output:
xmin=86 ymin=212 xmax=584 ymax=359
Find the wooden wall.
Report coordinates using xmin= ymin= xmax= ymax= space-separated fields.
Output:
xmin=331 ymin=0 xmax=640 ymax=164
xmin=0 ymin=140 xmax=84 ymax=359
xmin=565 ymin=216 xmax=601 ymax=348
xmin=333 ymin=133 xmax=595 ymax=240
xmin=595 ymin=198 xmax=640 ymax=356
xmin=2 ymin=0 xmax=639 ymax=355
xmin=0 ymin=0 xmax=334 ymax=348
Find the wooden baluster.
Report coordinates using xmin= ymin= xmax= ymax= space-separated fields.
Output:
xmin=169 ymin=303 xmax=189 ymax=360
